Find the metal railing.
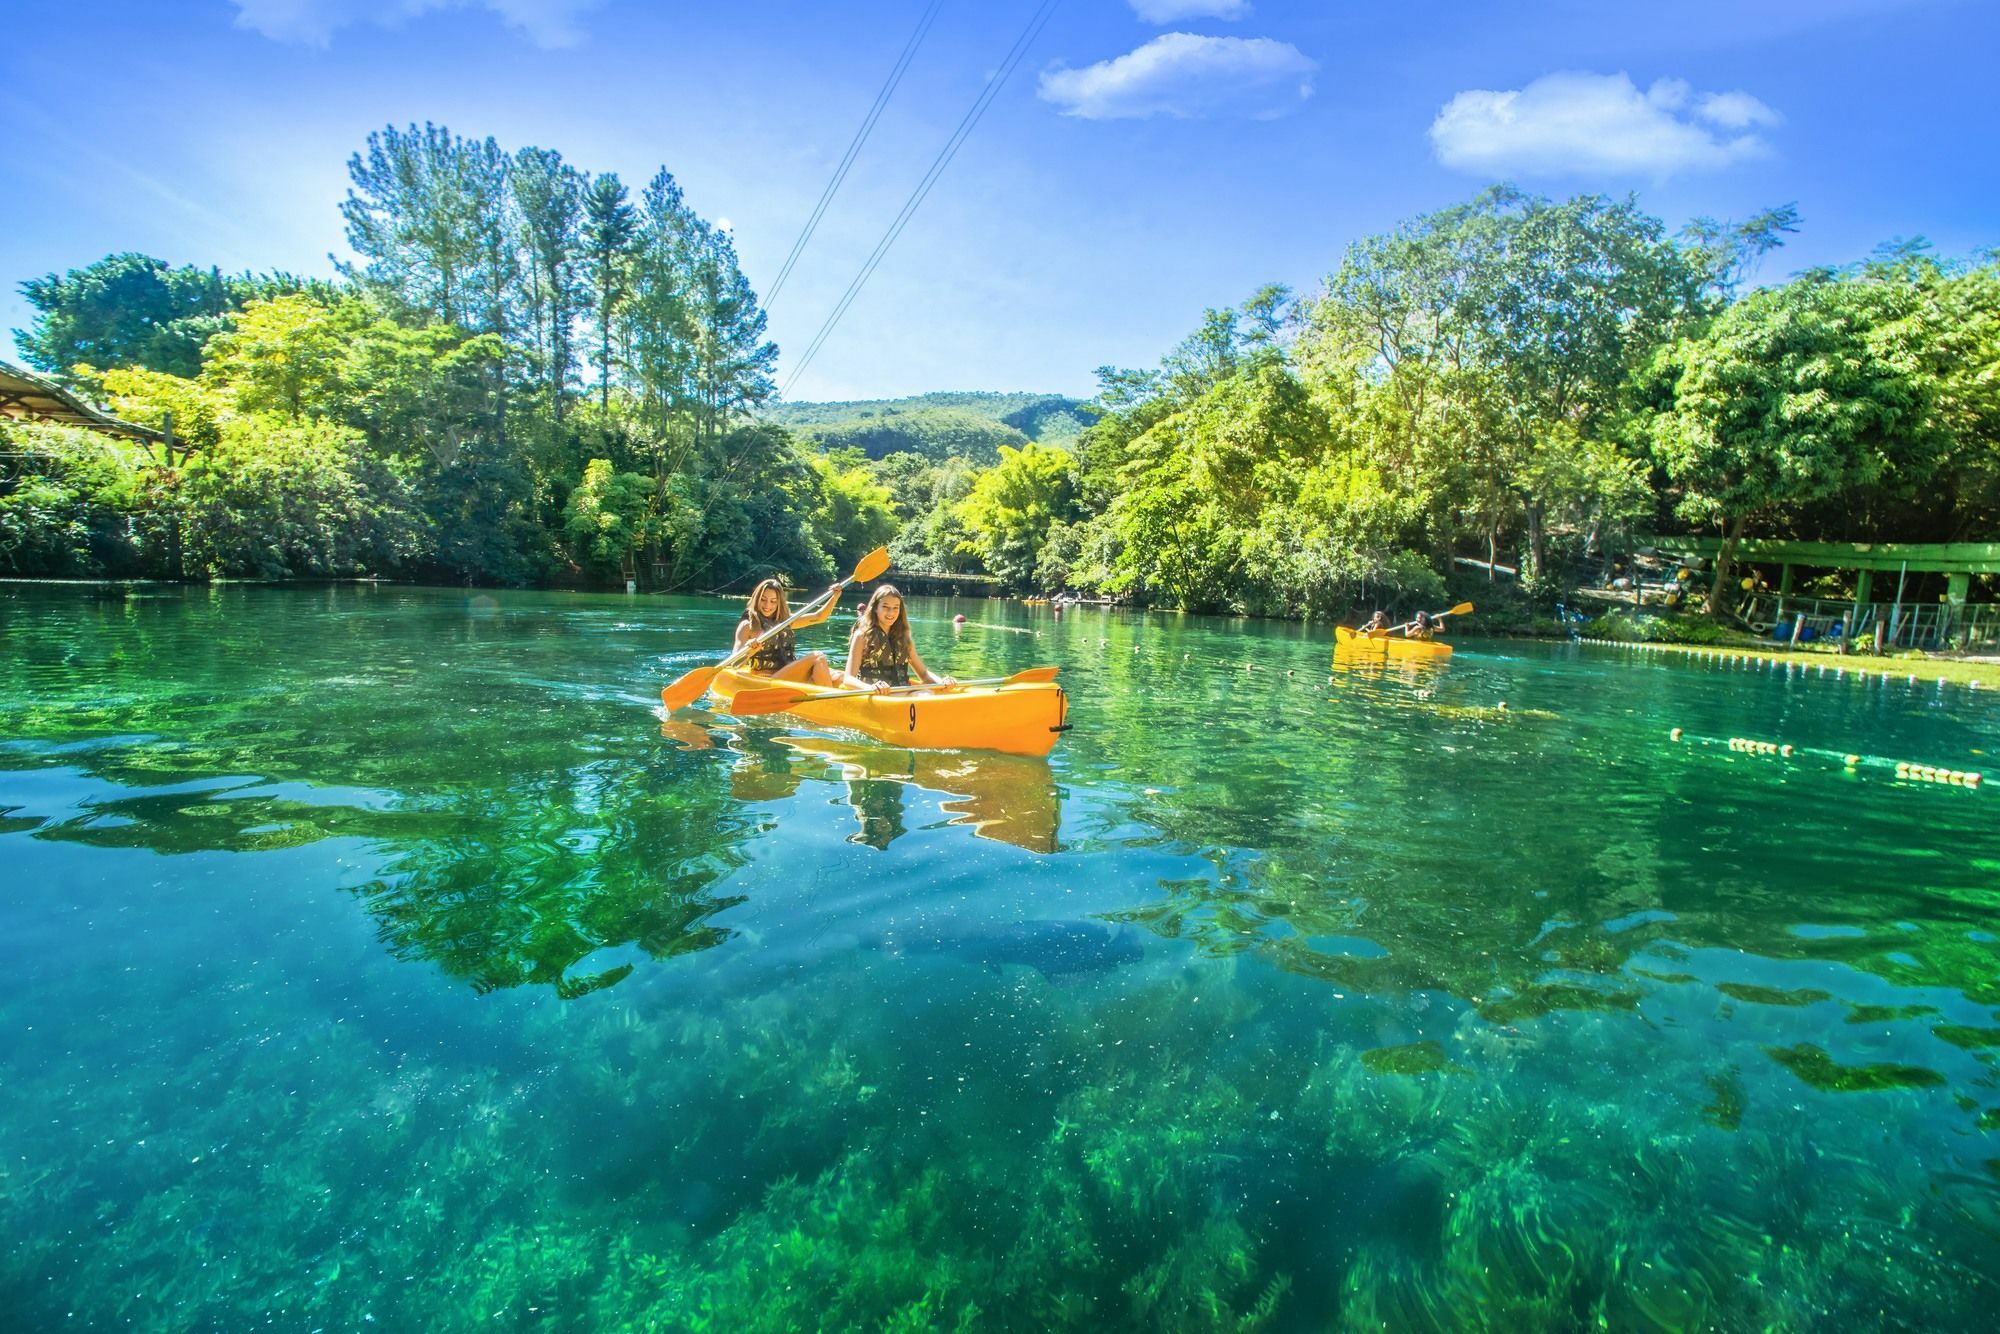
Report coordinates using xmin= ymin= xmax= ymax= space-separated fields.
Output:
xmin=1745 ymin=592 xmax=2000 ymax=651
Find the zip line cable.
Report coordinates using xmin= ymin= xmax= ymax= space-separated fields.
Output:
xmin=782 ymin=0 xmax=1061 ymax=395
xmin=780 ymin=0 xmax=1063 ymax=397
xmin=764 ymin=0 xmax=948 ymax=310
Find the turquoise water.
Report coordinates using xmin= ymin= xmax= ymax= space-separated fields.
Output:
xmin=3 ymin=584 xmax=1997 ymax=1330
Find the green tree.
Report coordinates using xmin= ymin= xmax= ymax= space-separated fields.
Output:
xmin=511 ymin=147 xmax=587 ymax=419
xmin=341 ymin=122 xmax=512 ymax=331
xmin=564 ymin=458 xmax=660 ymax=576
xmin=581 ymin=172 xmax=639 ymax=413
xmin=201 ymin=294 xmax=362 ymax=421
xmin=16 ymin=253 xmax=243 ymax=379
xmin=1297 ymin=187 xmax=1723 ymax=583
xmin=1652 ymin=274 xmax=1933 ymax=615
xmin=956 ymin=442 xmax=1082 ymax=591
xmin=809 ymin=455 xmax=896 ymax=567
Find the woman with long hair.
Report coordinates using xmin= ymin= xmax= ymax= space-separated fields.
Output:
xmin=846 ymin=584 xmax=954 ymax=689
xmin=736 ymin=577 xmax=842 ymax=686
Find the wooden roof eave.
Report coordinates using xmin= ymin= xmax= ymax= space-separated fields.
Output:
xmin=0 ymin=360 xmax=170 ymax=446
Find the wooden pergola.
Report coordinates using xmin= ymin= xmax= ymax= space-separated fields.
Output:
xmin=0 ymin=359 xmax=170 ymax=448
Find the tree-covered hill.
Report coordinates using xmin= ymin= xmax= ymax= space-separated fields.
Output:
xmin=759 ymin=392 xmax=1095 ymax=462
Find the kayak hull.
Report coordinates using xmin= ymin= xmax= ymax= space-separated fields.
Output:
xmin=1334 ymin=625 xmax=1453 ymax=660
xmin=705 ymin=667 xmax=1070 ymax=757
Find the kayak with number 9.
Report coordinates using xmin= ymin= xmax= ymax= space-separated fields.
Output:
xmin=704 ymin=667 xmax=1071 ymax=757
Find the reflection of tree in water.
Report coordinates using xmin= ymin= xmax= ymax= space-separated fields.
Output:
xmin=2 ymin=586 xmax=768 ymax=999
xmin=353 ymin=752 xmax=760 ymax=997
xmin=1072 ymin=659 xmax=1997 ymax=1106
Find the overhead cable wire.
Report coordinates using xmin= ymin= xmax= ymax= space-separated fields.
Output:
xmin=781 ymin=0 xmax=1063 ymax=397
xmin=764 ymin=0 xmax=948 ymax=310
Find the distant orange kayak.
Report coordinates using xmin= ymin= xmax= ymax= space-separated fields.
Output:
xmin=1334 ymin=625 xmax=1453 ymax=660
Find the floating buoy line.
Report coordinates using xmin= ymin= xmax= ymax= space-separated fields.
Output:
xmin=1573 ymin=638 xmax=1987 ymax=692
xmin=1666 ymin=728 xmax=1982 ymax=789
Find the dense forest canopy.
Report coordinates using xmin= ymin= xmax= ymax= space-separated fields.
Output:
xmin=5 ymin=142 xmax=1996 ymax=620
xmin=759 ymin=391 xmax=1095 ymax=462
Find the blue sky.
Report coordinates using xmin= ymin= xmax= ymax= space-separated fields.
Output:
xmin=3 ymin=0 xmax=1995 ymax=400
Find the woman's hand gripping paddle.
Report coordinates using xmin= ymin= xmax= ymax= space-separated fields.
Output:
xmin=660 ymin=546 xmax=891 ymax=714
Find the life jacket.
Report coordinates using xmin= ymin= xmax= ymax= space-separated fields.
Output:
xmin=854 ymin=626 xmax=912 ymax=686
xmin=743 ymin=615 xmax=796 ymax=673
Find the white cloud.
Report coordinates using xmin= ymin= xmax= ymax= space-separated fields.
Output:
xmin=1129 ymin=0 xmax=1253 ymax=22
xmin=1038 ymin=33 xmax=1316 ymax=121
xmin=230 ymin=0 xmax=601 ymax=50
xmin=1430 ymin=72 xmax=1780 ymax=178
xmin=1696 ymin=89 xmax=1784 ymax=131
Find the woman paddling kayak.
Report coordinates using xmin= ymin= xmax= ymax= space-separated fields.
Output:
xmin=847 ymin=584 xmax=955 ymax=689
xmin=737 ymin=577 xmax=845 ymax=687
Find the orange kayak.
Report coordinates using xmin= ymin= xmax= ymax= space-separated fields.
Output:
xmin=1334 ymin=625 xmax=1453 ymax=660
xmin=706 ymin=667 xmax=1070 ymax=757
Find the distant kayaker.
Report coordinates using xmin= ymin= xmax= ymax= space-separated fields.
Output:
xmin=848 ymin=584 xmax=955 ymax=689
xmin=737 ymin=577 xmax=843 ymax=686
xmin=1405 ymin=610 xmax=1435 ymax=641
xmin=1360 ymin=610 xmax=1389 ymax=637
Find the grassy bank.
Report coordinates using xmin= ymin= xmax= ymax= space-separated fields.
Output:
xmin=1568 ymin=632 xmax=2000 ymax=689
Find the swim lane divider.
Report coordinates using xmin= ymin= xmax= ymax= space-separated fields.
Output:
xmin=1666 ymin=730 xmax=1982 ymax=788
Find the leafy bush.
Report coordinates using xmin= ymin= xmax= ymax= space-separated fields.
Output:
xmin=1579 ymin=609 xmax=1741 ymax=644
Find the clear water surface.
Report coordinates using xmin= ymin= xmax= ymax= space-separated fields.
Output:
xmin=3 ymin=584 xmax=1997 ymax=1330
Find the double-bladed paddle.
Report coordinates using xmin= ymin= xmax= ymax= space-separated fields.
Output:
xmin=660 ymin=546 xmax=891 ymax=714
xmin=1380 ymin=601 xmax=1474 ymax=636
xmin=727 ymin=666 xmax=1062 ymax=718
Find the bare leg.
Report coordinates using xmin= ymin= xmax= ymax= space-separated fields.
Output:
xmin=765 ymin=657 xmax=820 ymax=684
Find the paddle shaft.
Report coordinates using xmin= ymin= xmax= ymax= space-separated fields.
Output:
xmin=725 ymin=583 xmax=842 ymax=666
xmin=661 ymin=546 xmax=889 ymax=713
xmin=1388 ymin=601 xmax=1474 ymax=635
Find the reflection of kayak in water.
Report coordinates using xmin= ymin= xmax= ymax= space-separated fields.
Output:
xmin=776 ymin=736 xmax=1061 ymax=853
xmin=1334 ymin=625 xmax=1452 ymax=661
xmin=708 ymin=667 xmax=1068 ymax=757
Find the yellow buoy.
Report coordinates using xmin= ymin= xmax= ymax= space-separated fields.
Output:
xmin=1670 ymin=728 xmax=1683 ymax=741
xmin=1844 ymin=754 xmax=1859 ymax=767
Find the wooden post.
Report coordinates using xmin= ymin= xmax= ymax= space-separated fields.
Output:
xmin=1888 ymin=561 xmax=1909 ymax=647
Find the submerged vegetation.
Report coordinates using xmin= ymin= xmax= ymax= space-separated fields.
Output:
xmin=5 ymin=586 xmax=2000 ymax=1326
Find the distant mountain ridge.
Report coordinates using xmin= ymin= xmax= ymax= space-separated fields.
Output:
xmin=759 ymin=391 xmax=1096 ymax=463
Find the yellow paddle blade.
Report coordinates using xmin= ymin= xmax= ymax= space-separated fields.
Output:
xmin=660 ymin=666 xmax=719 ymax=715
xmin=1003 ymin=666 xmax=1061 ymax=683
xmin=852 ymin=546 xmax=891 ymax=583
xmin=1445 ymin=601 xmax=1474 ymax=616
